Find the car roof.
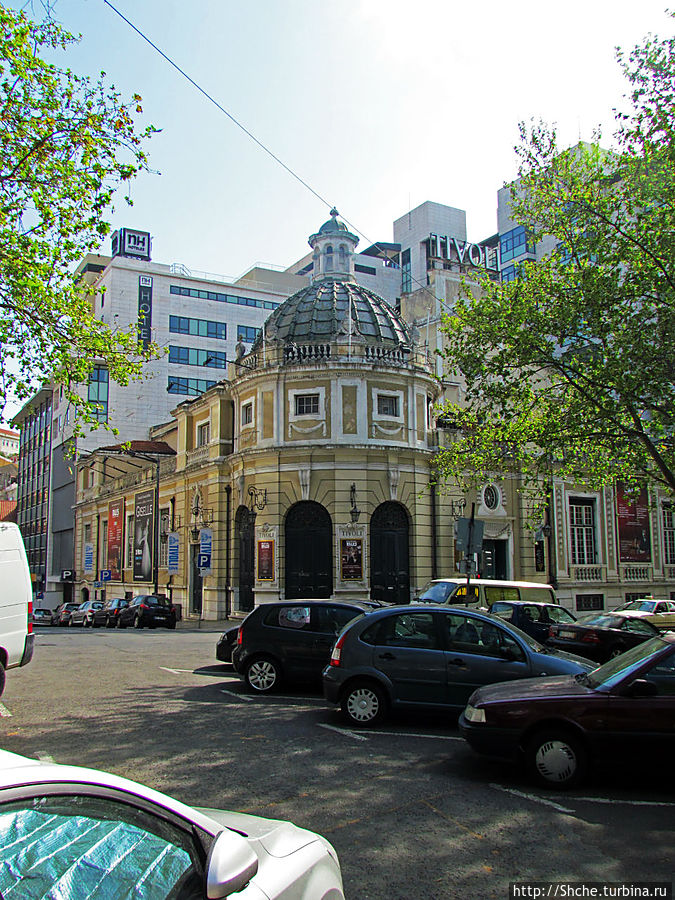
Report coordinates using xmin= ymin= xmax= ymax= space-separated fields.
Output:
xmin=426 ymin=578 xmax=555 ymax=590
xmin=490 ymin=599 xmax=561 ymax=608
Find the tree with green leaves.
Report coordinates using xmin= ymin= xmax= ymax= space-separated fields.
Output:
xmin=435 ymin=24 xmax=675 ymax=506
xmin=0 ymin=5 xmax=158 ymax=430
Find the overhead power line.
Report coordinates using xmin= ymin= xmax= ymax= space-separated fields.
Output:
xmin=102 ymin=0 xmax=458 ymax=313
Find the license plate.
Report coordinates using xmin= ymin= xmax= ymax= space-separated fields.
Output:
xmin=558 ymin=630 xmax=577 ymax=639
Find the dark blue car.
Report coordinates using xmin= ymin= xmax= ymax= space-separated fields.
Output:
xmin=322 ymin=605 xmax=592 ymax=726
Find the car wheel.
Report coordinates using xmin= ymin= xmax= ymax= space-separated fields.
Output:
xmin=526 ymin=729 xmax=587 ymax=789
xmin=608 ymin=644 xmax=626 ymax=659
xmin=341 ymin=681 xmax=387 ymax=727
xmin=84 ymin=617 xmax=91 ymax=628
xmin=134 ymin=615 xmax=143 ymax=630
xmin=68 ymin=617 xmax=74 ymax=627
xmin=245 ymin=657 xmax=281 ymax=693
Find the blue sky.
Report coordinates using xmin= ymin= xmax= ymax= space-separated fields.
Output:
xmin=11 ymin=0 xmax=673 ymax=277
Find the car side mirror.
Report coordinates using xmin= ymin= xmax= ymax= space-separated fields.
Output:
xmin=623 ymin=678 xmax=658 ymax=698
xmin=205 ymin=829 xmax=259 ymax=898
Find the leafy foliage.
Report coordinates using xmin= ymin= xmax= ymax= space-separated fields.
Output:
xmin=0 ymin=5 xmax=158 ymax=429
xmin=436 ymin=23 xmax=675 ymax=502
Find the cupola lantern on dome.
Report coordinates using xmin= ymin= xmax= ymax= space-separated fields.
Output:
xmin=308 ymin=208 xmax=359 ymax=282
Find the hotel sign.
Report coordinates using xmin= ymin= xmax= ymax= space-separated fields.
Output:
xmin=427 ymin=233 xmax=500 ymax=273
xmin=112 ymin=228 xmax=151 ymax=260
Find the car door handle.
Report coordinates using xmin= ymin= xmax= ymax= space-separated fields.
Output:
xmin=448 ymin=658 xmax=468 ymax=668
xmin=378 ymin=652 xmax=396 ymax=660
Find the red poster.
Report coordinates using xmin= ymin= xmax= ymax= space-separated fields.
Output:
xmin=616 ymin=482 xmax=651 ymax=563
xmin=257 ymin=540 xmax=275 ymax=581
xmin=107 ymin=500 xmax=124 ymax=581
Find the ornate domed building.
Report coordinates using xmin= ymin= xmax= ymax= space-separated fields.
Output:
xmin=224 ymin=209 xmax=440 ymax=608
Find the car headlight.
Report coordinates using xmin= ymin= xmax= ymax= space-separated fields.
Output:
xmin=464 ymin=704 xmax=486 ymax=724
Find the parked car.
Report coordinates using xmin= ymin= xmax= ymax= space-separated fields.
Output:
xmin=414 ymin=578 xmax=557 ymax=608
xmin=69 ymin=599 xmax=105 ymax=627
xmin=91 ymin=597 xmax=130 ymax=629
xmin=322 ymin=605 xmax=591 ymax=726
xmin=614 ymin=598 xmax=675 ymax=631
xmin=0 ymin=748 xmax=344 ymax=899
xmin=50 ymin=602 xmax=80 ymax=626
xmin=232 ymin=600 xmax=377 ymax=693
xmin=490 ymin=600 xmax=577 ymax=643
xmin=31 ymin=607 xmax=52 ymax=626
xmin=547 ymin=612 xmax=660 ymax=663
xmin=216 ymin=624 xmax=240 ymax=663
xmin=459 ymin=632 xmax=675 ymax=788
xmin=118 ymin=594 xmax=176 ymax=630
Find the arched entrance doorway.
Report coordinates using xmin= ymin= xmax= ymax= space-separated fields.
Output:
xmin=235 ymin=505 xmax=255 ymax=612
xmin=370 ymin=501 xmax=410 ymax=604
xmin=285 ymin=501 xmax=332 ymax=599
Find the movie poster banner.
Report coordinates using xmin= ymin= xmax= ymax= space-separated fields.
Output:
xmin=107 ymin=500 xmax=124 ymax=581
xmin=616 ymin=481 xmax=651 ymax=563
xmin=257 ymin=539 xmax=275 ymax=581
xmin=134 ymin=489 xmax=154 ymax=582
xmin=340 ymin=538 xmax=363 ymax=581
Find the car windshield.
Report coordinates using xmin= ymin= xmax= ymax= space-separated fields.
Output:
xmin=586 ymin=636 xmax=669 ymax=689
xmin=577 ymin=614 xmax=623 ymax=628
xmin=417 ymin=581 xmax=459 ymax=603
xmin=143 ymin=597 xmax=167 ymax=606
xmin=620 ymin=600 xmax=656 ymax=612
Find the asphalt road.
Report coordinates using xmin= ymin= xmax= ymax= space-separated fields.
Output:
xmin=2 ymin=624 xmax=674 ymax=899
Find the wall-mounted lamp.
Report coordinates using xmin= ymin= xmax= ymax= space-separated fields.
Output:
xmin=190 ymin=496 xmax=212 ymax=542
xmin=535 ymin=523 xmax=552 ymax=541
xmin=248 ymin=485 xmax=267 ymax=524
xmin=349 ymin=483 xmax=361 ymax=523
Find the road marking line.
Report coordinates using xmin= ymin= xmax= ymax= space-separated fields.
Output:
xmin=489 ymin=783 xmax=575 ymax=814
xmin=318 ymin=723 xmax=369 ymax=741
xmin=159 ymin=667 xmax=198 ymax=675
xmin=0 ymin=704 xmax=12 ymax=717
xmin=573 ymin=796 xmax=675 ymax=808
xmin=364 ymin=729 xmax=463 ymax=741
xmin=219 ymin=689 xmax=255 ymax=702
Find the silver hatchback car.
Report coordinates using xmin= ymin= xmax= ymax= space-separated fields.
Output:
xmin=0 ymin=750 xmax=344 ymax=899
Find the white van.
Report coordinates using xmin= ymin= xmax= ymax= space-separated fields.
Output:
xmin=414 ymin=577 xmax=557 ymax=608
xmin=0 ymin=523 xmax=34 ymax=697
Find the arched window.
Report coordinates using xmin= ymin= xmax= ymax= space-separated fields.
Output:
xmin=325 ymin=244 xmax=333 ymax=272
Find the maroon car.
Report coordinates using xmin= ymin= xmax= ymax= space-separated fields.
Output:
xmin=546 ymin=611 xmax=659 ymax=663
xmin=459 ymin=632 xmax=675 ymax=788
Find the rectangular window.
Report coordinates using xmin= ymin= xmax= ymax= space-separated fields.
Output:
xmin=377 ymin=394 xmax=399 ymax=417
xmin=88 ymin=366 xmax=109 ymax=422
xmin=236 ymin=325 xmax=261 ymax=343
xmin=241 ymin=402 xmax=253 ymax=426
xmin=169 ymin=316 xmax=227 ymax=340
xmin=197 ymin=422 xmax=210 ymax=447
xmin=401 ymin=248 xmax=411 ymax=293
xmin=168 ymin=346 xmax=227 ymax=369
xmin=169 ymin=284 xmax=280 ymax=311
xmin=576 ymin=594 xmax=604 ymax=612
xmin=664 ymin=508 xmax=675 ymax=565
xmin=295 ymin=394 xmax=319 ymax=416
xmin=167 ymin=377 xmax=217 ymax=396
xmin=569 ymin=498 xmax=597 ymax=565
